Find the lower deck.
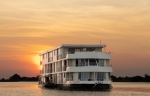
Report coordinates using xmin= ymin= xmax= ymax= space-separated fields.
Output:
xmin=40 ymin=72 xmax=111 ymax=85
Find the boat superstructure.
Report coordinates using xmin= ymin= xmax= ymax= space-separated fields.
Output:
xmin=39 ymin=44 xmax=113 ymax=90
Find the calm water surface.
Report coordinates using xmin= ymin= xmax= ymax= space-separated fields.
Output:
xmin=0 ymin=82 xmax=150 ymax=96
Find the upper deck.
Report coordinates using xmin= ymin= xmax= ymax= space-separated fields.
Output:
xmin=40 ymin=44 xmax=110 ymax=63
xmin=40 ymin=44 xmax=106 ymax=54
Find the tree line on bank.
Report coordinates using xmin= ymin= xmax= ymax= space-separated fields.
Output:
xmin=0 ymin=74 xmax=150 ymax=82
xmin=111 ymin=74 xmax=150 ymax=82
xmin=0 ymin=74 xmax=39 ymax=82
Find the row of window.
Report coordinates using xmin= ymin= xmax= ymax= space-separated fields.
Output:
xmin=76 ymin=59 xmax=105 ymax=66
xmin=45 ymin=72 xmax=108 ymax=81
xmin=41 ymin=59 xmax=109 ymax=73
xmin=78 ymin=72 xmax=107 ymax=81
xmin=42 ymin=49 xmax=60 ymax=59
xmin=42 ymin=47 xmax=99 ymax=60
xmin=69 ymin=48 xmax=96 ymax=52
xmin=64 ymin=72 xmax=109 ymax=81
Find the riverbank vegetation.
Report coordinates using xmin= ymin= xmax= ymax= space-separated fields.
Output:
xmin=0 ymin=74 xmax=150 ymax=82
xmin=0 ymin=74 xmax=39 ymax=82
xmin=111 ymin=74 xmax=150 ymax=82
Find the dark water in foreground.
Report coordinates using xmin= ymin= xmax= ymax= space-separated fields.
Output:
xmin=0 ymin=82 xmax=150 ymax=96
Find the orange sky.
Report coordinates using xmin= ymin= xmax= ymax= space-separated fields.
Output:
xmin=0 ymin=0 xmax=150 ymax=79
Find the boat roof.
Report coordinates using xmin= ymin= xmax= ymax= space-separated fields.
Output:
xmin=60 ymin=44 xmax=106 ymax=48
xmin=40 ymin=44 xmax=106 ymax=55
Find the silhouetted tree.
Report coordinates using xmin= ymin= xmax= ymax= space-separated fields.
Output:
xmin=36 ymin=75 xmax=39 ymax=80
xmin=118 ymin=77 xmax=124 ymax=81
xmin=2 ymin=78 xmax=5 ymax=81
xmin=144 ymin=74 xmax=150 ymax=82
xmin=131 ymin=76 xmax=143 ymax=82
xmin=9 ymin=74 xmax=21 ymax=81
xmin=111 ymin=75 xmax=117 ymax=81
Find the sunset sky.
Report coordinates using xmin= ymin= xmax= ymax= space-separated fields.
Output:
xmin=0 ymin=0 xmax=150 ymax=79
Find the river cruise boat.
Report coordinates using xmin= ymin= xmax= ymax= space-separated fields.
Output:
xmin=39 ymin=44 xmax=113 ymax=90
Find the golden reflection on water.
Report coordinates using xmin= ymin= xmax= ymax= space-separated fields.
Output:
xmin=0 ymin=85 xmax=38 ymax=89
xmin=0 ymin=82 xmax=38 ymax=89
xmin=0 ymin=82 xmax=42 ymax=96
xmin=0 ymin=82 xmax=150 ymax=96
xmin=112 ymin=82 xmax=150 ymax=93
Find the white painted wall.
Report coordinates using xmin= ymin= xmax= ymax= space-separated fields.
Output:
xmin=91 ymin=72 xmax=94 ymax=79
xmin=63 ymin=78 xmax=66 ymax=84
xmin=42 ymin=58 xmax=48 ymax=65
xmin=66 ymin=52 xmax=111 ymax=59
xmin=106 ymin=73 xmax=109 ymax=80
xmin=73 ymin=72 xmax=79 ymax=83
xmin=66 ymin=66 xmax=112 ymax=72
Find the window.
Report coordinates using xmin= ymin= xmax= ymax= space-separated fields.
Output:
xmin=69 ymin=48 xmax=75 ymax=53
xmin=96 ymin=72 xmax=106 ymax=81
xmin=78 ymin=59 xmax=81 ymax=66
xmin=64 ymin=73 xmax=65 ymax=78
xmin=106 ymin=60 xmax=109 ymax=66
xmin=57 ymin=49 xmax=58 ymax=55
xmin=78 ymin=59 xmax=84 ymax=66
xmin=54 ymin=50 xmax=55 ymax=56
xmin=83 ymin=48 xmax=86 ymax=51
xmin=45 ymin=53 xmax=47 ymax=58
xmin=79 ymin=72 xmax=90 ymax=81
xmin=42 ymin=54 xmax=44 ymax=59
xmin=76 ymin=59 xmax=89 ymax=66
xmin=99 ymin=59 xmax=104 ymax=66
xmin=89 ymin=59 xmax=97 ymax=66
xmin=48 ymin=52 xmax=50 ymax=58
xmin=75 ymin=48 xmax=81 ymax=52
xmin=86 ymin=48 xmax=95 ymax=51
xmin=85 ymin=59 xmax=88 ymax=66
xmin=57 ymin=49 xmax=59 ymax=60
xmin=76 ymin=59 xmax=78 ymax=66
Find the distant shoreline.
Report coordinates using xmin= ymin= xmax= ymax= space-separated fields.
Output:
xmin=0 ymin=81 xmax=38 ymax=82
xmin=0 ymin=74 xmax=39 ymax=82
xmin=111 ymin=75 xmax=150 ymax=82
xmin=1 ymin=74 xmax=150 ymax=82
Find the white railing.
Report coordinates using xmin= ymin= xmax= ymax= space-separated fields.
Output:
xmin=65 ymin=51 xmax=111 ymax=54
xmin=97 ymin=78 xmax=104 ymax=81
xmin=47 ymin=51 xmax=111 ymax=61
xmin=79 ymin=78 xmax=95 ymax=81
xmin=79 ymin=78 xmax=105 ymax=81
xmin=67 ymin=65 xmax=112 ymax=67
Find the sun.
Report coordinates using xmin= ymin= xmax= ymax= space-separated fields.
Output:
xmin=32 ymin=55 xmax=41 ymax=69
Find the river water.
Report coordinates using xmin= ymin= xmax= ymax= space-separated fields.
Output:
xmin=0 ymin=82 xmax=150 ymax=96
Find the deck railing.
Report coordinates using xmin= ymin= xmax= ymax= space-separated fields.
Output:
xmin=66 ymin=78 xmax=73 ymax=81
xmin=67 ymin=65 xmax=112 ymax=67
xmin=47 ymin=51 xmax=111 ymax=61
xmin=79 ymin=78 xmax=95 ymax=81
xmin=79 ymin=78 xmax=105 ymax=81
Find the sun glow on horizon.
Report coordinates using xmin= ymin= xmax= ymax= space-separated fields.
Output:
xmin=32 ymin=55 xmax=41 ymax=69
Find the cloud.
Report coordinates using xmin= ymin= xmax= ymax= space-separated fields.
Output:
xmin=1 ymin=0 xmax=150 ymax=37
xmin=0 ymin=0 xmax=150 ymax=78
